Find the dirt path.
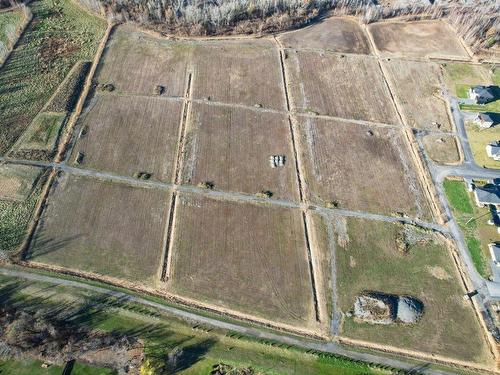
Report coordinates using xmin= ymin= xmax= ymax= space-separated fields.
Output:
xmin=0 ymin=266 xmax=464 ymax=375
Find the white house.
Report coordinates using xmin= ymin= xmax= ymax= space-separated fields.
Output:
xmin=489 ymin=243 xmax=500 ymax=266
xmin=468 ymin=85 xmax=495 ymax=104
xmin=474 ymin=186 xmax=500 ymax=207
xmin=486 ymin=142 xmax=500 ymax=161
xmin=474 ymin=113 xmax=495 ymax=128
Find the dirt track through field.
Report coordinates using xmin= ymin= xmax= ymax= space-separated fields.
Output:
xmin=160 ymin=72 xmax=193 ymax=282
xmin=275 ymin=36 xmax=322 ymax=324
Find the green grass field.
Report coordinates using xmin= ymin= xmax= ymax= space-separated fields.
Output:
xmin=0 ymin=9 xmax=23 ymax=47
xmin=0 ymin=168 xmax=46 ymax=253
xmin=0 ymin=274 xmax=389 ymax=375
xmin=464 ymin=122 xmax=499 ymax=169
xmin=443 ymin=179 xmax=497 ymax=278
xmin=0 ymin=0 xmax=106 ymax=154
xmin=0 ymin=359 xmax=115 ymax=375
xmin=336 ymin=217 xmax=492 ymax=364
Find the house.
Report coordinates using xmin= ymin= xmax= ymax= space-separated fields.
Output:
xmin=468 ymin=85 xmax=495 ymax=104
xmin=489 ymin=243 xmax=500 ymax=266
xmin=474 ymin=185 xmax=500 ymax=207
xmin=474 ymin=113 xmax=495 ymax=128
xmin=486 ymin=142 xmax=500 ymax=161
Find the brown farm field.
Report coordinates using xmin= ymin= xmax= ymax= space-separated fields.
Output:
xmin=382 ymin=60 xmax=452 ymax=131
xmin=27 ymin=174 xmax=171 ymax=285
xmin=190 ymin=39 xmax=285 ymax=110
xmin=278 ymin=17 xmax=371 ymax=54
xmin=70 ymin=94 xmax=183 ymax=182
xmin=367 ymin=20 xmax=469 ymax=59
xmin=181 ymin=103 xmax=299 ymax=201
xmin=336 ymin=218 xmax=493 ymax=365
xmin=95 ymin=25 xmax=192 ymax=97
xmin=285 ymin=51 xmax=399 ymax=124
xmin=422 ymin=135 xmax=461 ymax=165
xmin=298 ymin=117 xmax=431 ymax=220
xmin=167 ymin=193 xmax=322 ymax=329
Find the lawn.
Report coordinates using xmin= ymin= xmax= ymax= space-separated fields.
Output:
xmin=464 ymin=122 xmax=500 ymax=169
xmin=443 ymin=179 xmax=497 ymax=278
xmin=0 ymin=359 xmax=115 ymax=375
xmin=0 ymin=275 xmax=388 ymax=375
xmin=442 ymin=62 xmax=500 ymax=112
xmin=0 ymin=8 xmax=23 ymax=47
xmin=336 ymin=217 xmax=492 ymax=364
xmin=0 ymin=0 xmax=106 ymax=154
xmin=0 ymin=167 xmax=46 ymax=254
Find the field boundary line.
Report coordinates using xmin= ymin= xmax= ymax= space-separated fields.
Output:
xmin=13 ymin=260 xmax=326 ymax=340
xmin=10 ymin=169 xmax=56 ymax=262
xmin=275 ymin=36 xmax=324 ymax=324
xmin=0 ymin=155 xmax=450 ymax=234
xmin=367 ymin=33 xmax=445 ymax=225
xmin=441 ymin=236 xmax=500 ymax=362
xmin=56 ymin=22 xmax=114 ymax=163
xmin=338 ymin=336 xmax=496 ymax=374
xmin=159 ymin=72 xmax=193 ymax=282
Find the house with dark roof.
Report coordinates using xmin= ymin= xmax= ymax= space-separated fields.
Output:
xmin=468 ymin=85 xmax=495 ymax=104
xmin=474 ymin=113 xmax=496 ymax=128
xmin=474 ymin=185 xmax=500 ymax=207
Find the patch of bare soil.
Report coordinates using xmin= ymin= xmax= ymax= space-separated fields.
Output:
xmin=426 ymin=265 xmax=451 ymax=280
xmin=39 ymin=37 xmax=79 ymax=67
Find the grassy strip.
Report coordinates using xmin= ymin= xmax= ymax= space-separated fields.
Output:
xmin=45 ymin=60 xmax=91 ymax=112
xmin=0 ymin=9 xmax=22 ymax=46
xmin=0 ymin=275 xmax=392 ymax=375
xmin=460 ymin=102 xmax=500 ymax=113
xmin=0 ymin=0 xmax=106 ymax=154
xmin=0 ymin=359 xmax=115 ymax=375
xmin=0 ymin=169 xmax=47 ymax=254
xmin=443 ymin=179 xmax=489 ymax=278
xmin=443 ymin=179 xmax=474 ymax=214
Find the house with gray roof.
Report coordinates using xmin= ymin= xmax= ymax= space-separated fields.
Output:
xmin=489 ymin=243 xmax=500 ymax=266
xmin=474 ymin=186 xmax=500 ymax=207
xmin=486 ymin=142 xmax=500 ymax=161
xmin=468 ymin=86 xmax=495 ymax=104
xmin=474 ymin=113 xmax=496 ymax=128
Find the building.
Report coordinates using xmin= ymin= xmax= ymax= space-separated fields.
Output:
xmin=486 ymin=142 xmax=500 ymax=161
xmin=474 ymin=186 xmax=500 ymax=207
xmin=474 ymin=113 xmax=495 ymax=128
xmin=489 ymin=243 xmax=500 ymax=266
xmin=468 ymin=85 xmax=495 ymax=104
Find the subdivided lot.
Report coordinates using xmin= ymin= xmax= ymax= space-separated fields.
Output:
xmin=167 ymin=194 xmax=321 ymax=329
xmin=464 ymin=122 xmax=500 ymax=169
xmin=95 ymin=25 xmax=191 ymax=97
xmin=0 ymin=0 xmax=106 ymax=155
xmin=190 ymin=39 xmax=285 ymax=110
xmin=298 ymin=117 xmax=431 ymax=220
xmin=422 ymin=135 xmax=461 ymax=165
xmin=444 ymin=178 xmax=498 ymax=279
xmin=278 ymin=17 xmax=371 ymax=54
xmin=70 ymin=94 xmax=183 ymax=182
xmin=285 ymin=51 xmax=399 ymax=124
xmin=0 ymin=165 xmax=45 ymax=253
xmin=367 ymin=20 xmax=469 ymax=59
xmin=383 ymin=60 xmax=452 ymax=131
xmin=336 ymin=217 xmax=493 ymax=365
xmin=442 ymin=62 xmax=497 ymax=98
xmin=27 ymin=174 xmax=170 ymax=285
xmin=181 ymin=103 xmax=299 ymax=201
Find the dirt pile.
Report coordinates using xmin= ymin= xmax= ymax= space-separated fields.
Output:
xmin=353 ymin=292 xmax=423 ymax=324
